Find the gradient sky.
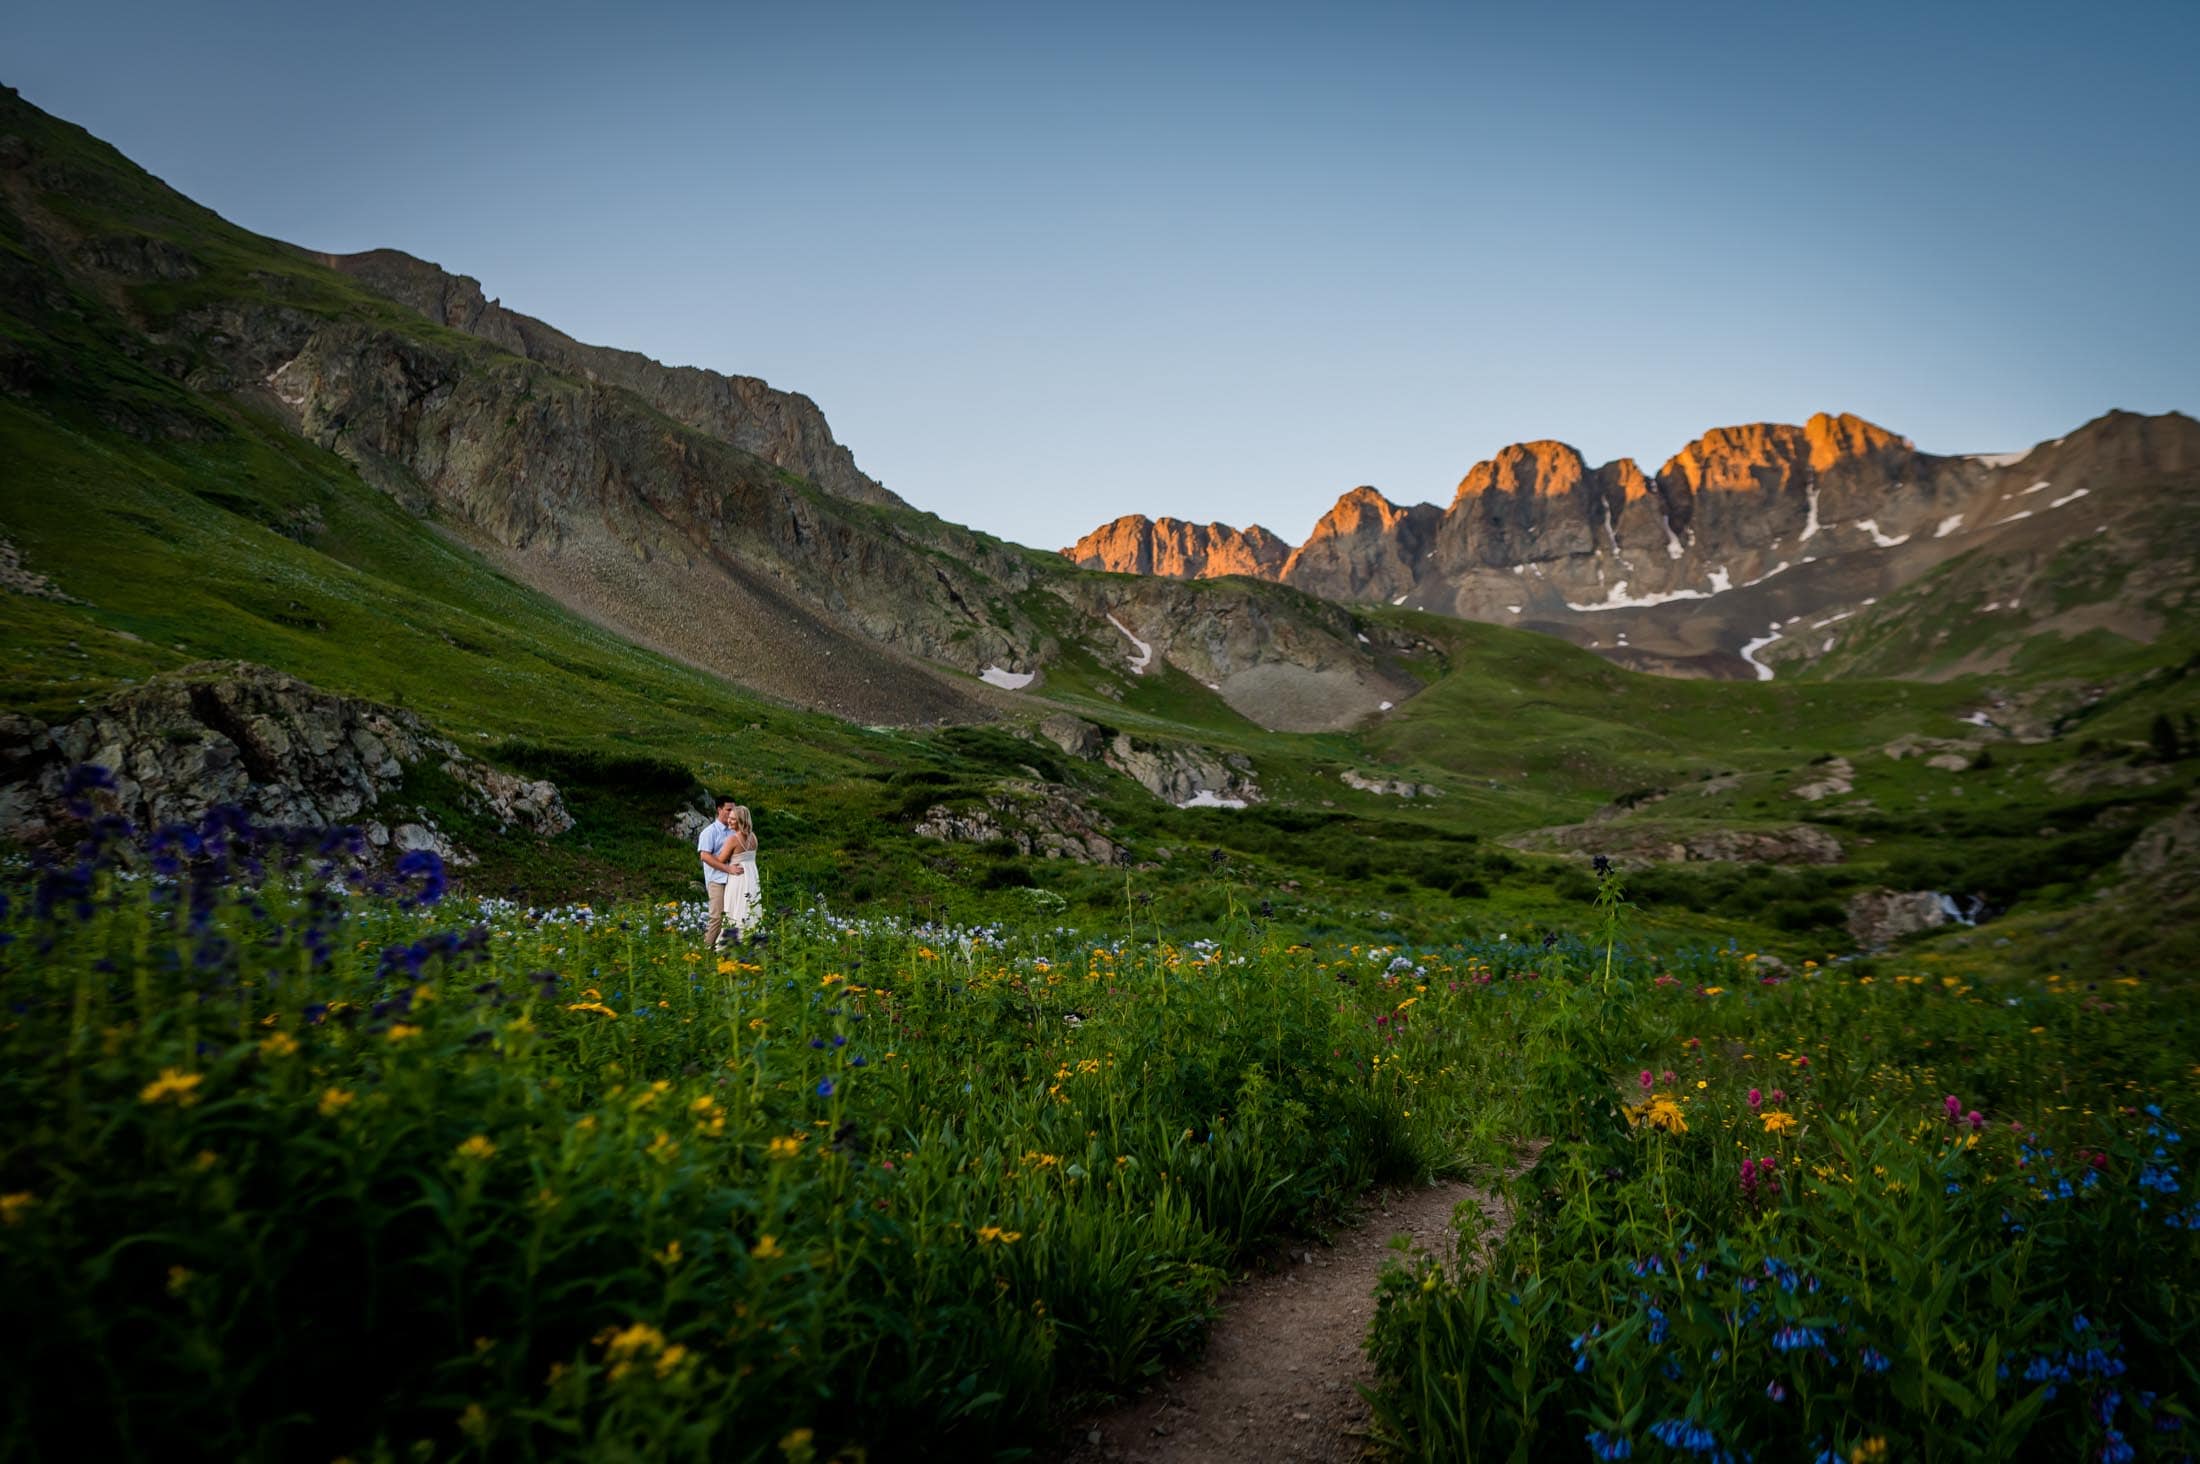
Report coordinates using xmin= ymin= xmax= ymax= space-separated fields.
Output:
xmin=15 ymin=0 xmax=2200 ymax=549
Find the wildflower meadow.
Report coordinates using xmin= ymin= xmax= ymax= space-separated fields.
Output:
xmin=3 ymin=791 xmax=2196 ymax=1462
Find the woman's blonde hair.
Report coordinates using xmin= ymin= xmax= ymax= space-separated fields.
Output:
xmin=730 ymin=805 xmax=754 ymax=840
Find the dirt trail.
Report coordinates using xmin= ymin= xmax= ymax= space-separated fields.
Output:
xmin=1057 ymin=1177 xmax=1514 ymax=1464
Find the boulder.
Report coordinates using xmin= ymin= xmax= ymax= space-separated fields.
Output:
xmin=1340 ymin=770 xmax=1440 ymax=798
xmin=2119 ymin=793 xmax=2200 ymax=884
xmin=1847 ymin=889 xmax=1951 ymax=950
xmin=1789 ymin=758 xmax=1854 ymax=801
xmin=913 ymin=781 xmax=1124 ymax=864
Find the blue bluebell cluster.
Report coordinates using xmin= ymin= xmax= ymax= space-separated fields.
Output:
xmin=1585 ymin=1428 xmax=1633 ymax=1459
xmin=1771 ymin=1324 xmax=1827 ymax=1354
xmin=1647 ymin=1417 xmax=1731 ymax=1458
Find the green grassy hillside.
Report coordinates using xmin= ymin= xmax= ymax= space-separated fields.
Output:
xmin=3 ymin=87 xmax=2196 ymax=976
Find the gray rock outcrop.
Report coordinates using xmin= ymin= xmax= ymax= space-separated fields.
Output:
xmin=0 ymin=662 xmax=570 ymax=865
xmin=1510 ymin=821 xmax=1844 ymax=866
xmin=913 ymin=781 xmax=1124 ymax=864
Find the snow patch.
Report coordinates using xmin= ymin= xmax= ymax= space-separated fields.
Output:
xmin=1822 ymin=636 xmax=1837 ymax=653
xmin=2021 ymin=479 xmax=2053 ymax=495
xmin=1742 ymin=561 xmax=1792 ymax=589
xmin=1800 ymin=484 xmax=1821 ymax=541
xmin=1996 ymin=510 xmax=2034 ymax=525
xmin=978 ymin=666 xmax=1034 ymax=690
xmin=1662 ymin=510 xmax=1686 ymax=560
xmin=1378 ymin=700 xmax=1394 ymax=711
xmin=2049 ymin=487 xmax=2090 ymax=508
xmin=1356 ymin=632 xmax=1369 ymax=644
xmin=1971 ymin=451 xmax=2027 ymax=467
xmin=1391 ymin=594 xmax=1408 ymax=605
xmin=1811 ymin=610 xmax=1856 ymax=630
xmin=1176 ymin=791 xmax=1249 ymax=810
xmin=1934 ymin=515 xmax=1965 ymax=539
xmin=1708 ymin=566 xmax=1732 ymax=594
xmin=1852 ymin=518 xmax=1911 ymax=548
xmin=1505 ymin=604 xmax=1522 ymax=614
xmin=1565 ymin=580 xmax=1709 ymax=611
xmin=1960 ymin=711 xmax=1996 ymax=728
xmin=1738 ymin=625 xmax=1782 ymax=681
xmin=1105 ymin=613 xmax=1153 ymax=674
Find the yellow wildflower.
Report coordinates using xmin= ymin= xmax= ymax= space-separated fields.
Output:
xmin=192 ymin=1149 xmax=219 ymax=1172
xmin=646 ymin=1131 xmax=680 ymax=1163
xmin=318 ymin=1087 xmax=355 ymax=1117
xmin=654 ymin=1240 xmax=683 ymax=1267
xmin=258 ymin=1031 xmax=300 ymax=1059
xmin=458 ymin=1403 xmax=490 ymax=1441
xmin=386 ymin=1024 xmax=423 ymax=1042
xmin=565 ymin=1001 xmax=618 ymax=1019
xmin=166 ymin=1264 xmax=194 ymax=1297
xmin=779 ymin=1429 xmax=815 ymax=1459
xmin=976 ymin=1225 xmax=1024 ymax=1245
xmin=1762 ymin=1111 xmax=1799 ymax=1136
xmin=1 ymin=1192 xmax=35 ymax=1226
xmin=752 ymin=1233 xmax=785 ymax=1260
xmin=455 ymin=1134 xmax=497 ymax=1163
xmin=1625 ymin=1094 xmax=1689 ymax=1134
xmin=767 ymin=1135 xmax=804 ymax=1160
xmin=139 ymin=1068 xmax=203 ymax=1106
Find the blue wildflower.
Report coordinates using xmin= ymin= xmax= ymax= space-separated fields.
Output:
xmin=1647 ymin=1418 xmax=1718 ymax=1454
xmin=1586 ymin=1430 xmax=1633 ymax=1460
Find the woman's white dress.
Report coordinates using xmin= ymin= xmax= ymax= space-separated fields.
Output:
xmin=725 ymin=846 xmax=762 ymax=931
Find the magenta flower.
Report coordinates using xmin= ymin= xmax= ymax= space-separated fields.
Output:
xmin=1944 ymin=1094 xmax=1962 ymax=1120
xmin=1966 ymin=1110 xmax=1984 ymax=1130
xmin=1748 ymin=1088 xmax=1763 ymax=1110
xmin=1639 ymin=1070 xmax=1655 ymax=1091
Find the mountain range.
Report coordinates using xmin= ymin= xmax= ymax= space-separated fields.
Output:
xmin=1068 ymin=409 xmax=2199 ymax=679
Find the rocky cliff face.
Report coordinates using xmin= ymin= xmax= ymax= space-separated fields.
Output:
xmin=0 ymin=662 xmax=570 ymax=865
xmin=1279 ymin=489 xmax=1442 ymax=604
xmin=319 ymin=248 xmax=901 ymax=510
xmin=1064 ymin=515 xmax=1291 ymax=579
xmin=1056 ymin=408 xmax=2198 ymax=677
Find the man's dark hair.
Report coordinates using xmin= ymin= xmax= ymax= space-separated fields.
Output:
xmin=716 ymin=796 xmax=738 ymax=811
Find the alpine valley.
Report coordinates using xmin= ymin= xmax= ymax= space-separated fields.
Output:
xmin=3 ymin=82 xmax=2197 ymax=976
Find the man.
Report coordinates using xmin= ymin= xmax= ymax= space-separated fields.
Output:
xmin=698 ymin=797 xmax=742 ymax=949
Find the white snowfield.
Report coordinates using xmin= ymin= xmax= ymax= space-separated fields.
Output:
xmin=1104 ymin=613 xmax=1153 ymax=674
xmin=1935 ymin=515 xmax=1965 ymax=539
xmin=1176 ymin=790 xmax=1248 ymax=810
xmin=978 ymin=666 xmax=1034 ymax=691
xmin=2049 ymin=487 xmax=2090 ymax=508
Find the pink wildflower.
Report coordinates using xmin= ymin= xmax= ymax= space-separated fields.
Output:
xmin=1639 ymin=1070 xmax=1655 ymax=1091
xmin=1748 ymin=1088 xmax=1763 ymax=1110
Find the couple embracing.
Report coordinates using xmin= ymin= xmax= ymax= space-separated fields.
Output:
xmin=698 ymin=797 xmax=764 ymax=948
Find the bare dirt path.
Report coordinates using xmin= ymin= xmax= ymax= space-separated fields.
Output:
xmin=1055 ymin=1177 xmax=1514 ymax=1464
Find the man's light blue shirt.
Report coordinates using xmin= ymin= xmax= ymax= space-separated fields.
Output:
xmin=697 ymin=820 xmax=730 ymax=885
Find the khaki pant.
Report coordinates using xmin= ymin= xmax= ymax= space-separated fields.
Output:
xmin=704 ymin=878 xmax=730 ymax=947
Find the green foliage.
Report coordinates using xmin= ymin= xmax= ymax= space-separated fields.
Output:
xmin=1367 ymin=945 xmax=2200 ymax=1462
xmin=0 ymin=838 xmax=1536 ymax=1462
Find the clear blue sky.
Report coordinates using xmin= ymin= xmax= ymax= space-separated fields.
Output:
xmin=15 ymin=0 xmax=2199 ymax=549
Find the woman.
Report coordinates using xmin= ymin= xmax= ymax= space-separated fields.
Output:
xmin=723 ymin=804 xmax=763 ymax=941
